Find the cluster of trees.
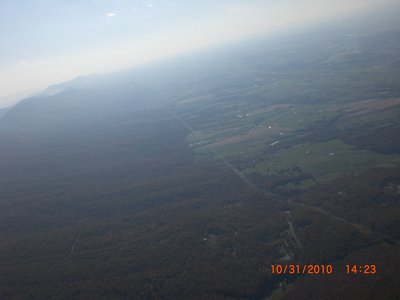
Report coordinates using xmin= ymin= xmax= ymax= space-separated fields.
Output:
xmin=0 ymin=109 xmax=293 ymax=299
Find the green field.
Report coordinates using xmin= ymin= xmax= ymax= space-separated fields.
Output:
xmin=241 ymin=138 xmax=400 ymax=187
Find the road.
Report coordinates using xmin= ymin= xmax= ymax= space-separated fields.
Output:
xmin=167 ymin=106 xmax=398 ymax=247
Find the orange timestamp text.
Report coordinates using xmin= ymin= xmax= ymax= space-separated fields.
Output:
xmin=345 ymin=264 xmax=377 ymax=275
xmin=270 ymin=264 xmax=333 ymax=275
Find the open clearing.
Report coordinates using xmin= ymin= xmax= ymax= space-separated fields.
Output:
xmin=277 ymin=139 xmax=400 ymax=181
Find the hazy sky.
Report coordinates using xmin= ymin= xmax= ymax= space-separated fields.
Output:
xmin=0 ymin=0 xmax=395 ymax=107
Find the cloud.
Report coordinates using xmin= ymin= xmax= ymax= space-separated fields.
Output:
xmin=147 ymin=3 xmax=154 ymax=9
xmin=106 ymin=12 xmax=117 ymax=18
xmin=228 ymin=6 xmax=240 ymax=13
